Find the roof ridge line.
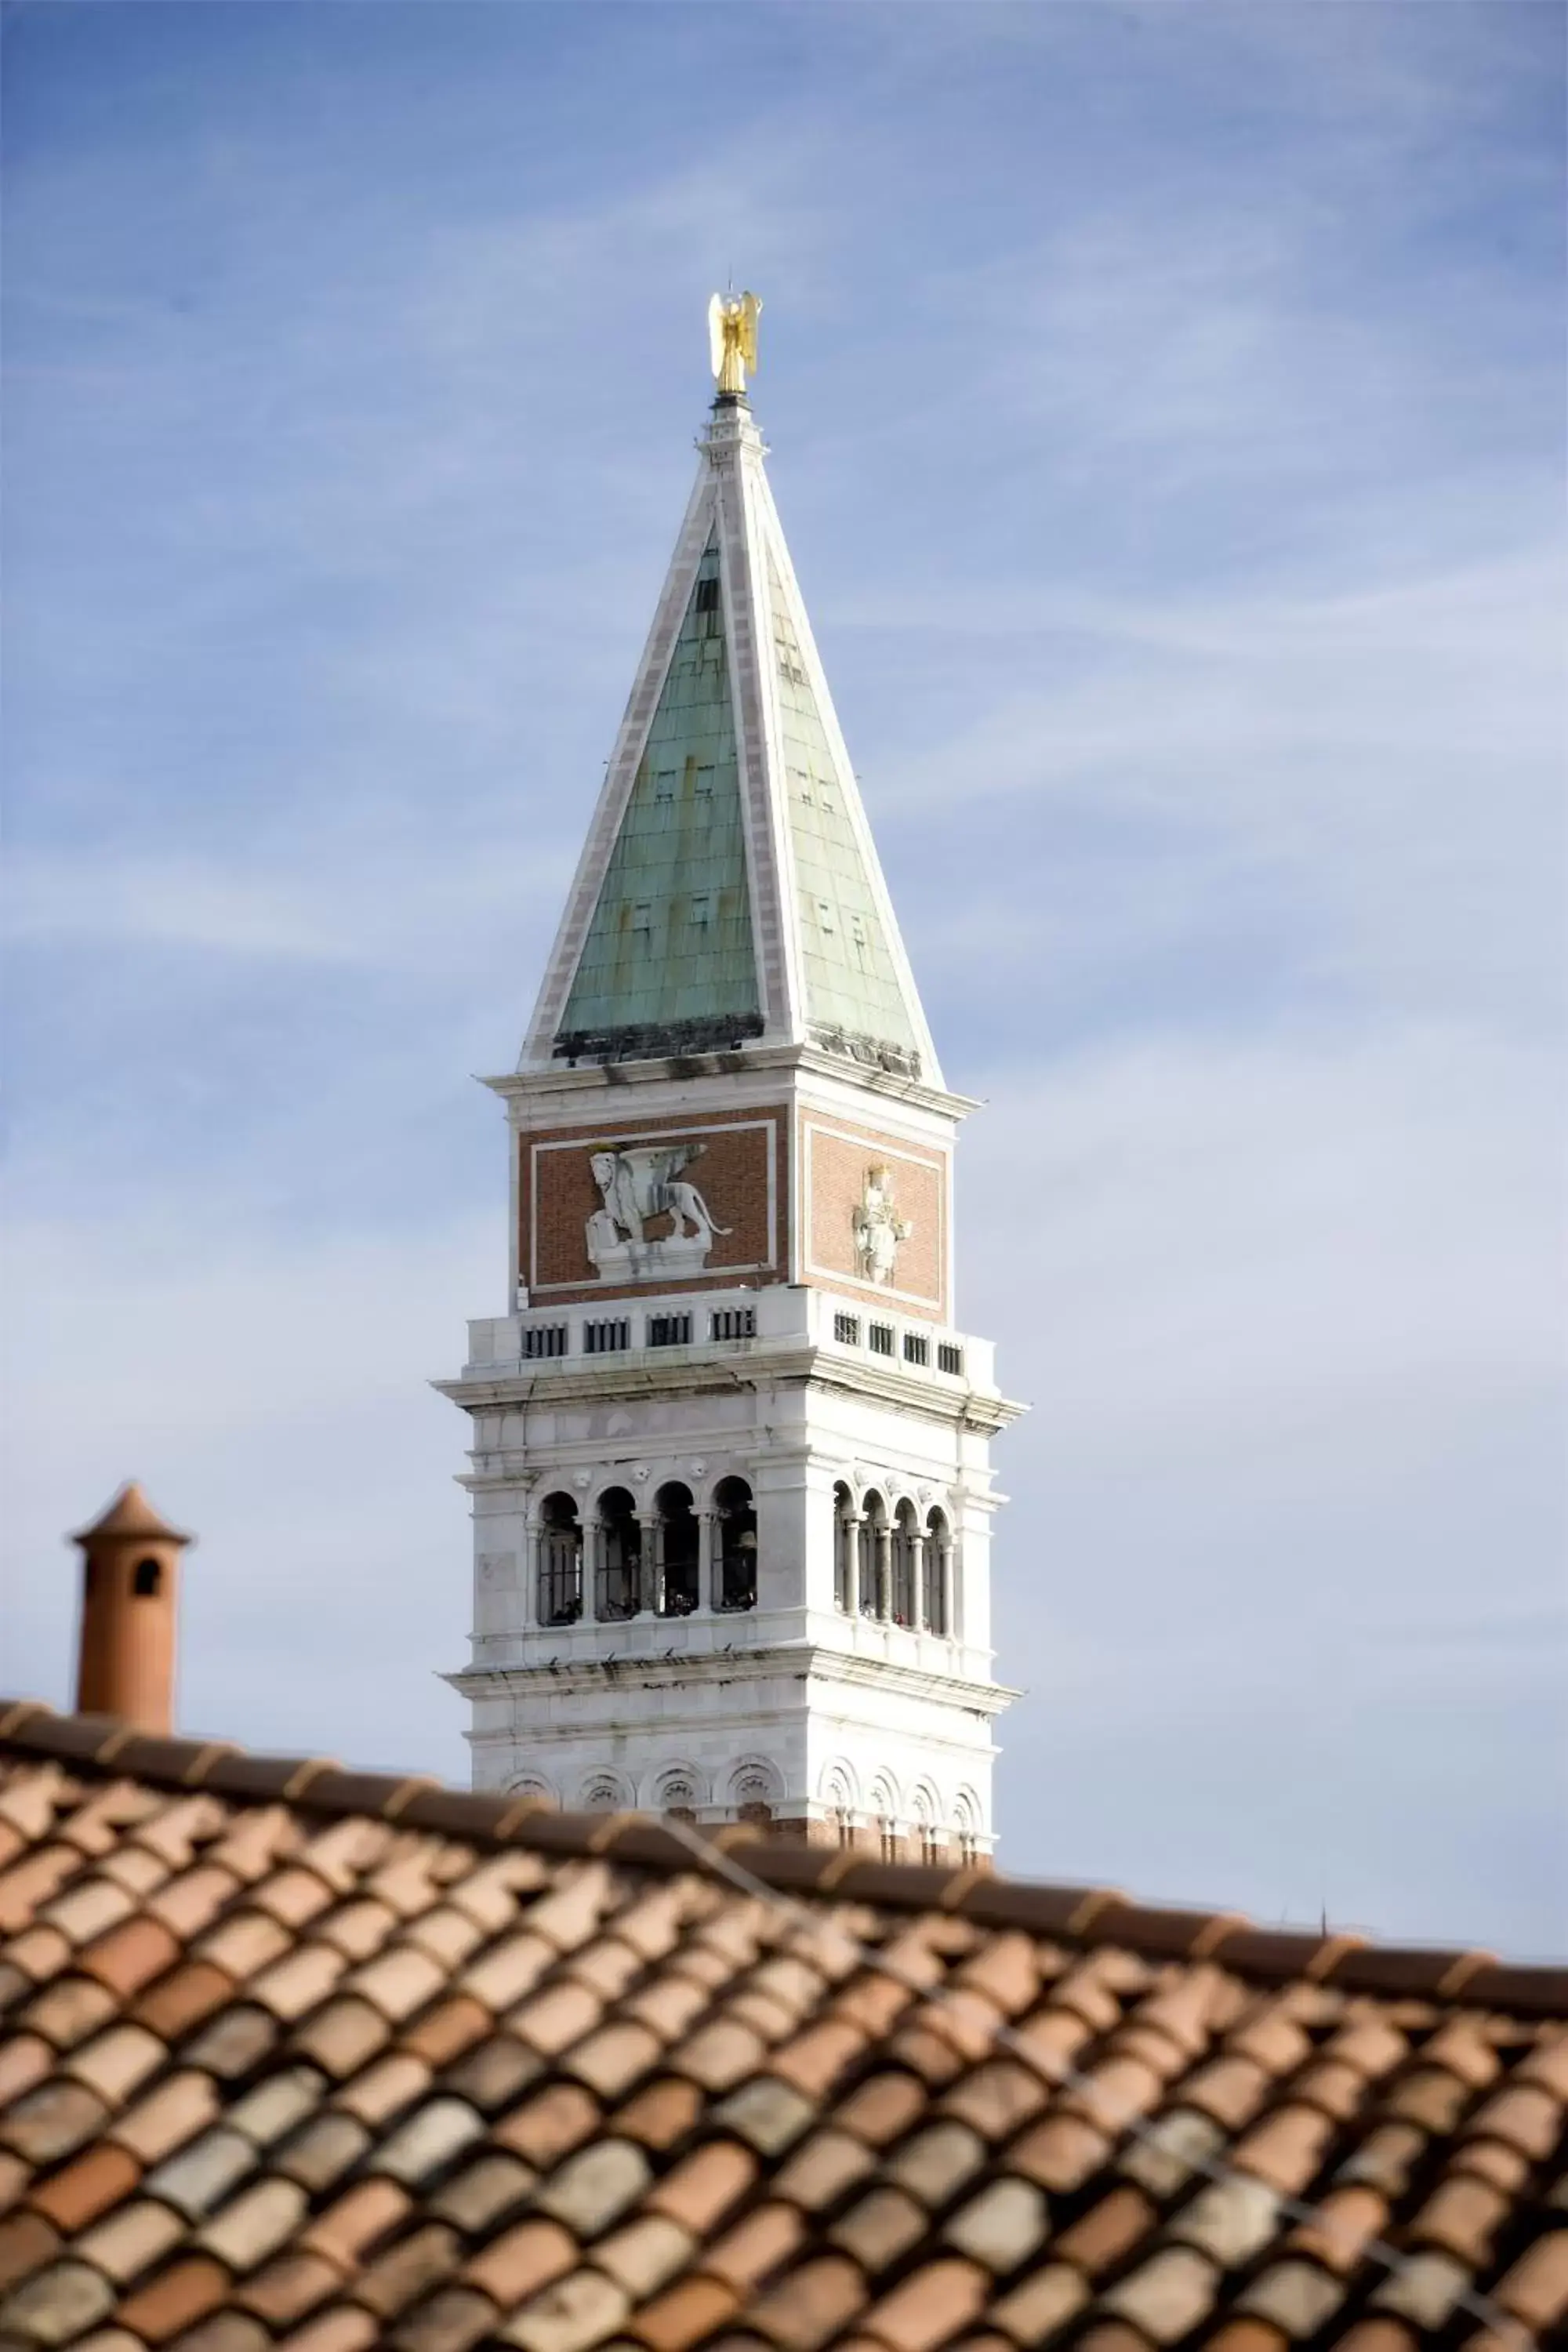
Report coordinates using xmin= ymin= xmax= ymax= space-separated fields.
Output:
xmin=2 ymin=1699 xmax=1563 ymax=2011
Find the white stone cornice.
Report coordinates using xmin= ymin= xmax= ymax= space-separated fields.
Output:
xmin=445 ymin=1639 xmax=1015 ymax=1717
xmin=435 ymin=1351 xmax=1025 ymax=1435
xmin=481 ymin=1046 xmax=980 ymax=1122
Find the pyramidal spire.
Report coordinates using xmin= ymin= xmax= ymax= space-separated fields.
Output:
xmin=522 ymin=296 xmax=942 ymax=1090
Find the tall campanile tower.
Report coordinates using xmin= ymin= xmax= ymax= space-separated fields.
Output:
xmin=443 ymin=299 xmax=1020 ymax=1857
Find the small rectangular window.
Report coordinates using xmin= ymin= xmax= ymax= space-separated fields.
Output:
xmin=585 ymin=1319 xmax=630 ymax=1355
xmin=937 ymin=1342 xmax=964 ymax=1377
xmin=695 ymin=575 xmax=720 ymax=612
xmin=869 ymin=1322 xmax=895 ymax=1357
xmin=833 ymin=1312 xmax=860 ymax=1346
xmin=653 ymin=769 xmax=677 ymax=802
xmin=902 ymin=1333 xmax=929 ymax=1367
xmin=648 ymin=1313 xmax=692 ymax=1348
xmin=817 ymin=899 xmax=835 ymax=935
xmin=522 ymin=1324 xmax=568 ymax=1360
xmin=632 ymin=902 xmax=652 ymax=935
xmin=710 ymin=1308 xmax=756 ymax=1341
xmin=695 ymin=765 xmax=714 ymax=799
xmin=689 ymin=895 xmax=711 ymax=927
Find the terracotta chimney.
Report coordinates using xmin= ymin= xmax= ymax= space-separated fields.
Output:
xmin=72 ymin=1483 xmax=191 ymax=1732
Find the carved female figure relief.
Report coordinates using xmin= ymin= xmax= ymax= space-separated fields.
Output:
xmin=852 ymin=1164 xmax=913 ymax=1287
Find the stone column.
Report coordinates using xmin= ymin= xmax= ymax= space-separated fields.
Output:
xmin=939 ymin=1533 xmax=956 ymax=1642
xmin=637 ymin=1514 xmax=661 ymax=1614
xmin=873 ymin=1522 xmax=893 ymax=1622
xmin=699 ymin=1511 xmax=720 ymax=1610
xmin=522 ymin=1508 xmax=542 ymax=1630
xmin=583 ymin=1515 xmax=602 ymax=1622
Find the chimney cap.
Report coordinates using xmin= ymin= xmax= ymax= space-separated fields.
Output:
xmin=74 ymin=1481 xmax=191 ymax=1548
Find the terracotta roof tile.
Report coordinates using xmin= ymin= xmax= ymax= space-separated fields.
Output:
xmin=773 ymin=2127 xmax=878 ymax=2211
xmin=355 ymin=2218 xmax=463 ymax=2317
xmin=234 ymin=2247 xmax=343 ymax=2325
xmin=1200 ymin=2321 xmax=1288 ymax=2352
xmin=938 ymin=2062 xmax=1047 ymax=2147
xmin=494 ymin=2082 xmax=602 ymax=2169
xmin=985 ymin=2259 xmax=1091 ymax=2345
xmin=535 ymin=2139 xmax=652 ymax=2236
xmin=376 ymin=2094 xmax=486 ymax=2184
xmin=78 ymin=1915 xmax=183 ymax=2000
xmin=116 ymin=2249 xmax=232 ymax=2340
xmin=145 ymin=2125 xmax=258 ymax=2219
xmin=0 ymin=2032 xmax=55 ymax=2105
xmin=588 ymin=2215 xmax=695 ymax=2299
xmin=1333 ymin=2120 xmax=1428 ymax=2197
xmin=64 ymin=2021 xmax=165 ymax=2105
xmin=0 ymin=2205 xmax=61 ymax=2291
xmin=608 ymin=2078 xmax=703 ymax=2152
xmin=860 ymin=2255 xmax=988 ymax=2351
xmin=1229 ymin=2103 xmax=1335 ymax=2194
xmin=463 ymin=2216 xmax=577 ymax=2305
xmin=276 ymin=2310 xmax=378 ymax=2352
xmin=384 ymin=2282 xmax=497 ymax=2352
xmin=226 ymin=2063 xmax=325 ymax=2148
xmin=132 ymin=1958 xmax=236 ymax=2040
xmin=1167 ymin=2174 xmax=1281 ymax=2269
xmin=110 ymin=2070 xmax=220 ymax=2165
xmin=710 ymin=2078 xmax=816 ymax=2155
xmin=833 ymin=2074 xmax=928 ymax=2149
xmin=628 ymin=2270 xmax=742 ymax=2352
xmin=27 ymin=2137 xmax=141 ymax=2233
xmin=1119 ymin=2103 xmax=1228 ymax=2198
xmin=274 ymin=2111 xmax=372 ymax=2193
xmin=197 ymin=2175 xmax=310 ymax=2270
xmin=1006 ymin=2112 xmax=1112 ymax=2194
xmin=743 ymin=2252 xmax=866 ymax=2350
xmin=1490 ymin=2224 xmax=1568 ymax=2325
xmin=1464 ymin=2080 xmax=1563 ymax=2158
xmin=942 ymin=2178 xmax=1050 ymax=2273
xmin=181 ymin=2002 xmax=278 ymax=2080
xmin=829 ymin=2187 xmax=929 ymax=2271
xmin=312 ymin=1897 xmax=399 ymax=1963
xmin=401 ymin=1991 xmax=492 ymax=2067
xmin=0 ymin=2078 xmax=111 ymax=2165
xmin=445 ymin=2031 xmax=545 ymax=2114
xmin=0 ymin=2253 xmax=118 ymax=2342
xmin=1102 ymin=2244 xmax=1223 ymax=2341
xmin=1369 ymin=2249 xmax=1475 ymax=2328
xmin=503 ymin=2263 xmax=632 ymax=2352
xmin=332 ymin=2049 xmax=432 ymax=2127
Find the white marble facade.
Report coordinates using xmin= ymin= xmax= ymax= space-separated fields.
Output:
xmin=443 ymin=1268 xmax=1015 ymax=1852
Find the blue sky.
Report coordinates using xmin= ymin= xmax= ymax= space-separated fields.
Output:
xmin=4 ymin=2 xmax=1563 ymax=1953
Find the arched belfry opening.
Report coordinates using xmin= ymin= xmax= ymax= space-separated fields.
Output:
xmin=538 ymin=1494 xmax=583 ymax=1626
xmin=655 ymin=1483 xmax=699 ymax=1617
xmin=713 ymin=1475 xmax=756 ymax=1611
xmin=595 ymin=1487 xmax=641 ymax=1621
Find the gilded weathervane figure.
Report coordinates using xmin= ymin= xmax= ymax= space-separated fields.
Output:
xmin=708 ymin=288 xmax=762 ymax=395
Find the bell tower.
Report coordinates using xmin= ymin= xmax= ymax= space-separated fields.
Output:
xmin=442 ymin=300 xmax=1021 ymax=1856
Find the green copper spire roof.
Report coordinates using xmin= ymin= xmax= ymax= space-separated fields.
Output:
xmin=524 ymin=386 xmax=942 ymax=1087
xmin=769 ymin=554 xmax=917 ymax=1056
xmin=555 ymin=541 xmax=761 ymax=1058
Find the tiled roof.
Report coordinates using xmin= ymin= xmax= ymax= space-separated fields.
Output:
xmin=1 ymin=1703 xmax=1564 ymax=2352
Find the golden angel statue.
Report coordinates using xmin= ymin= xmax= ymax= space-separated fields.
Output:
xmin=708 ymin=289 xmax=762 ymax=394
